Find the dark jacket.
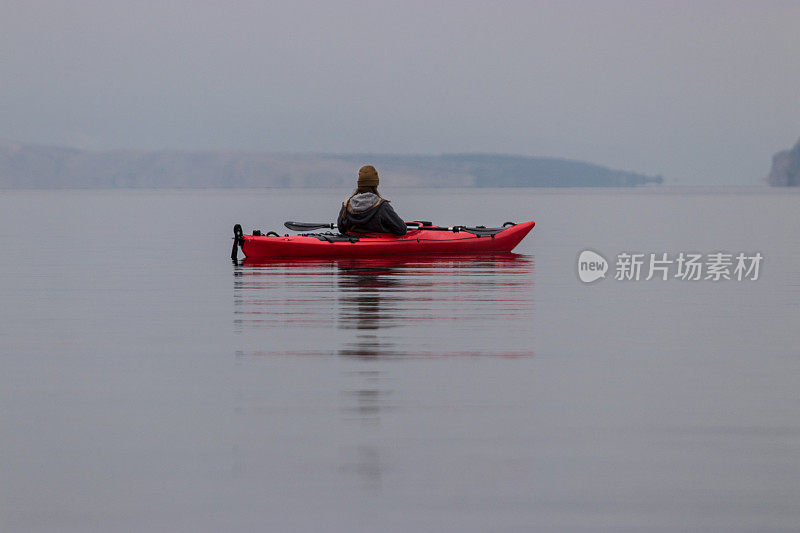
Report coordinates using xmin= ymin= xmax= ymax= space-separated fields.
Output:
xmin=337 ymin=192 xmax=407 ymax=235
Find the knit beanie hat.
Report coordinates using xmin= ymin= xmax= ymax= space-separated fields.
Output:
xmin=357 ymin=165 xmax=379 ymax=187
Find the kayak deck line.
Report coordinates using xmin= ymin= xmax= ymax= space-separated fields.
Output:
xmin=232 ymin=220 xmax=534 ymax=260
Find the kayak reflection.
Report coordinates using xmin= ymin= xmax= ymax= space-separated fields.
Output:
xmin=232 ymin=253 xmax=535 ymax=490
xmin=335 ymin=258 xmax=401 ymax=358
xmin=233 ymin=253 xmax=535 ymax=358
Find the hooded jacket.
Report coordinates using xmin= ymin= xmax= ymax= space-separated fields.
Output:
xmin=337 ymin=192 xmax=407 ymax=235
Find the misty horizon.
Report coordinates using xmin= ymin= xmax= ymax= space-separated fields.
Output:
xmin=2 ymin=1 xmax=799 ymax=185
xmin=0 ymin=141 xmax=663 ymax=188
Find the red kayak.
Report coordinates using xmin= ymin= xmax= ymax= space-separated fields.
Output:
xmin=233 ymin=221 xmax=535 ymax=259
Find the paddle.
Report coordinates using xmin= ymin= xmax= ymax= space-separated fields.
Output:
xmin=284 ymin=221 xmax=336 ymax=232
xmin=283 ymin=221 xmax=432 ymax=231
xmin=283 ymin=220 xmax=511 ymax=236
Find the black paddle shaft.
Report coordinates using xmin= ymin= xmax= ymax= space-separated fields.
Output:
xmin=283 ymin=220 xmax=510 ymax=236
xmin=285 ymin=220 xmax=434 ymax=232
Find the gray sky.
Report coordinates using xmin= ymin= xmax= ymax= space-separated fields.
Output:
xmin=2 ymin=0 xmax=799 ymax=184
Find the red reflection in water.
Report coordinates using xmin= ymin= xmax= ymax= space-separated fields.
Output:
xmin=240 ymin=349 xmax=533 ymax=359
xmin=233 ymin=252 xmax=535 ymax=358
xmin=240 ymin=252 xmax=531 ymax=270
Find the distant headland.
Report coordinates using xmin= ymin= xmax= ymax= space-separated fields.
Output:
xmin=0 ymin=141 xmax=663 ymax=189
xmin=766 ymin=138 xmax=800 ymax=186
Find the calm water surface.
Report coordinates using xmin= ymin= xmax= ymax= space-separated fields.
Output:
xmin=1 ymin=188 xmax=799 ymax=532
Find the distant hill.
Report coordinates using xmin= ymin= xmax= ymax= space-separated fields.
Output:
xmin=766 ymin=138 xmax=800 ymax=186
xmin=0 ymin=141 xmax=663 ymax=189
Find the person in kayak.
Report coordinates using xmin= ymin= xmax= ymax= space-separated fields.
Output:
xmin=337 ymin=165 xmax=407 ymax=235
